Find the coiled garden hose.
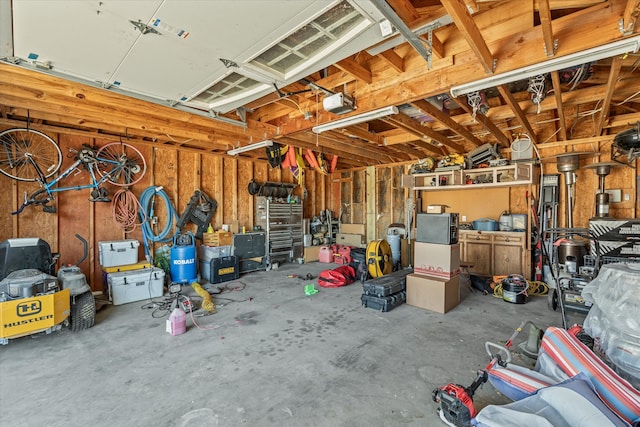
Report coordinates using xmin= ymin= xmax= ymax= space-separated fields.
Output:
xmin=139 ymin=186 xmax=178 ymax=260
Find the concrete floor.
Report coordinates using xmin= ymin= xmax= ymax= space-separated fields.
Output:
xmin=0 ymin=262 xmax=565 ymax=427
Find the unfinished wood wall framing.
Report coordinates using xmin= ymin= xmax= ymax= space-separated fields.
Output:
xmin=0 ymin=129 xmax=332 ymax=291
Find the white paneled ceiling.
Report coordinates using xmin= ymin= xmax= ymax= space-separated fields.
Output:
xmin=6 ymin=0 xmax=389 ymax=113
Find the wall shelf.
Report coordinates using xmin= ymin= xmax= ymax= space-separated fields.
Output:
xmin=403 ymin=163 xmax=535 ymax=191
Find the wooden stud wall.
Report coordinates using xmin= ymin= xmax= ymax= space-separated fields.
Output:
xmin=0 ymin=129 xmax=332 ymax=291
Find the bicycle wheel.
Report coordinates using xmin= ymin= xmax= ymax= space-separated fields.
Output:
xmin=95 ymin=142 xmax=147 ymax=187
xmin=0 ymin=128 xmax=62 ymax=182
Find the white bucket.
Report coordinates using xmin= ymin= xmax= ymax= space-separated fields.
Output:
xmin=511 ymin=136 xmax=533 ymax=161
xmin=499 ymin=212 xmax=513 ymax=231
xmin=385 ymin=233 xmax=401 ymax=266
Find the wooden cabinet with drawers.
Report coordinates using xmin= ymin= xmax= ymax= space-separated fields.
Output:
xmin=460 ymin=230 xmax=529 ymax=279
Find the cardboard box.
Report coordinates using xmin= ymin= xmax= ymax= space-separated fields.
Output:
xmin=203 ymin=231 xmax=233 ymax=246
xmin=413 ymin=242 xmax=460 ymax=278
xmin=341 ymin=223 xmax=365 ymax=235
xmin=426 ymin=204 xmax=448 ymax=214
xmin=336 ymin=233 xmax=364 ymax=247
xmin=304 ymin=246 xmax=321 ymax=263
xmin=406 ymin=274 xmax=460 ymax=313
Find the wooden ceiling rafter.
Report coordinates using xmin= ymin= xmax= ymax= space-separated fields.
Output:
xmin=444 ymin=77 xmax=640 ymax=139
xmin=290 ymin=131 xmax=395 ymax=163
xmin=1 ymin=107 xmax=234 ymax=151
xmin=383 ymin=113 xmax=466 ymax=152
xmin=538 ymin=0 xmax=557 ymax=57
xmin=440 ymin=0 xmax=496 ymax=74
xmin=334 ymin=125 xmax=385 ymax=146
xmin=385 ymin=0 xmax=446 ymax=58
xmin=550 ymin=71 xmax=569 ymax=140
xmin=595 ymin=55 xmax=624 ymax=135
xmin=405 ymin=139 xmax=447 ymax=156
xmin=377 ymin=49 xmax=405 ymax=72
xmin=282 ymin=134 xmax=381 ymax=166
xmin=1 ymin=1 xmax=638 ymax=172
xmin=385 ymin=142 xmax=423 ymax=159
xmin=452 ymin=96 xmax=512 ymax=146
xmin=276 ymin=0 xmax=626 ymax=139
xmin=497 ymin=85 xmax=538 ymax=142
xmin=410 ymin=99 xmax=484 ymax=146
xmin=0 ymin=64 xmax=277 ymax=142
xmin=620 ymin=0 xmax=640 ymax=34
xmin=334 ymin=57 xmax=372 ymax=84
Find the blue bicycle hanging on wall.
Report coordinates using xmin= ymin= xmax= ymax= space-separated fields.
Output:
xmin=0 ymin=127 xmax=146 ymax=214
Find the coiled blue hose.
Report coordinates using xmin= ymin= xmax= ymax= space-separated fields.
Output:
xmin=139 ymin=186 xmax=178 ymax=260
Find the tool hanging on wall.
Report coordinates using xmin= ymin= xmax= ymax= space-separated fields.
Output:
xmin=176 ymin=190 xmax=217 ymax=239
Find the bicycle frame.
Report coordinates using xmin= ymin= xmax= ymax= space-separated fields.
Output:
xmin=13 ymin=151 xmax=127 ymax=214
xmin=40 ymin=157 xmax=115 ymax=194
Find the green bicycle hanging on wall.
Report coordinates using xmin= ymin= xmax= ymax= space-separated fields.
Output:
xmin=0 ymin=127 xmax=146 ymax=214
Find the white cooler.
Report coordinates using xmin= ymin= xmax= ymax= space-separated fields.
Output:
xmin=107 ymin=267 xmax=165 ymax=305
xmin=98 ymin=239 xmax=140 ymax=267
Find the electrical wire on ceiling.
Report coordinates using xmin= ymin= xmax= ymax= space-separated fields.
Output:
xmin=165 ymin=134 xmax=193 ymax=143
xmin=528 ymin=75 xmax=547 ymax=114
xmin=614 ymin=89 xmax=640 ymax=105
xmin=277 ymin=97 xmax=308 ymax=118
xmin=541 ymin=127 xmax=562 ymax=144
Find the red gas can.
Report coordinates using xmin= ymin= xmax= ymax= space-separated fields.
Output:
xmin=337 ymin=245 xmax=352 ymax=265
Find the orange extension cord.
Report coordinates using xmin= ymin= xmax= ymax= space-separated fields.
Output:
xmin=111 ymin=188 xmax=143 ymax=233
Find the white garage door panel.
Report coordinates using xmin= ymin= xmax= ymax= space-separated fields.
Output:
xmin=109 ymin=1 xmax=332 ymax=102
xmin=12 ymin=0 xmax=161 ymax=84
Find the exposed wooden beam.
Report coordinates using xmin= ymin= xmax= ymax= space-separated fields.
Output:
xmin=378 ymin=49 xmax=405 ymax=73
xmin=620 ymin=0 xmax=640 ymax=34
xmin=387 ymin=0 xmax=446 ymax=58
xmin=444 ymin=78 xmax=640 ymax=131
xmin=538 ymin=0 xmax=557 ymax=57
xmin=287 ymin=131 xmax=395 ymax=163
xmin=0 ymin=117 xmax=234 ymax=157
xmin=533 ymin=1 xmax=607 ymax=11
xmin=384 ymin=143 xmax=422 ymax=159
xmin=453 ymin=96 xmax=511 ymax=146
xmin=596 ymin=55 xmax=624 ymax=135
xmin=383 ymin=113 xmax=465 ymax=152
xmin=607 ymin=111 xmax=640 ymax=127
xmin=0 ymin=64 xmax=277 ymax=140
xmin=335 ymin=126 xmax=385 ymax=145
xmin=463 ymin=1 xmax=479 ymax=13
xmin=334 ymin=58 xmax=372 ymax=84
xmin=387 ymin=0 xmax=420 ymax=21
xmin=440 ymin=0 xmax=495 ymax=74
xmin=550 ymin=70 xmax=568 ymax=140
xmin=497 ymin=85 xmax=538 ymax=142
xmin=278 ymin=136 xmax=372 ymax=167
xmin=412 ymin=0 xmax=444 ymax=7
xmin=407 ymin=140 xmax=447 ymax=156
xmin=411 ymin=99 xmax=484 ymax=146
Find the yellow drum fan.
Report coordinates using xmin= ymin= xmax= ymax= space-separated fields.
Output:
xmin=366 ymin=239 xmax=393 ymax=278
